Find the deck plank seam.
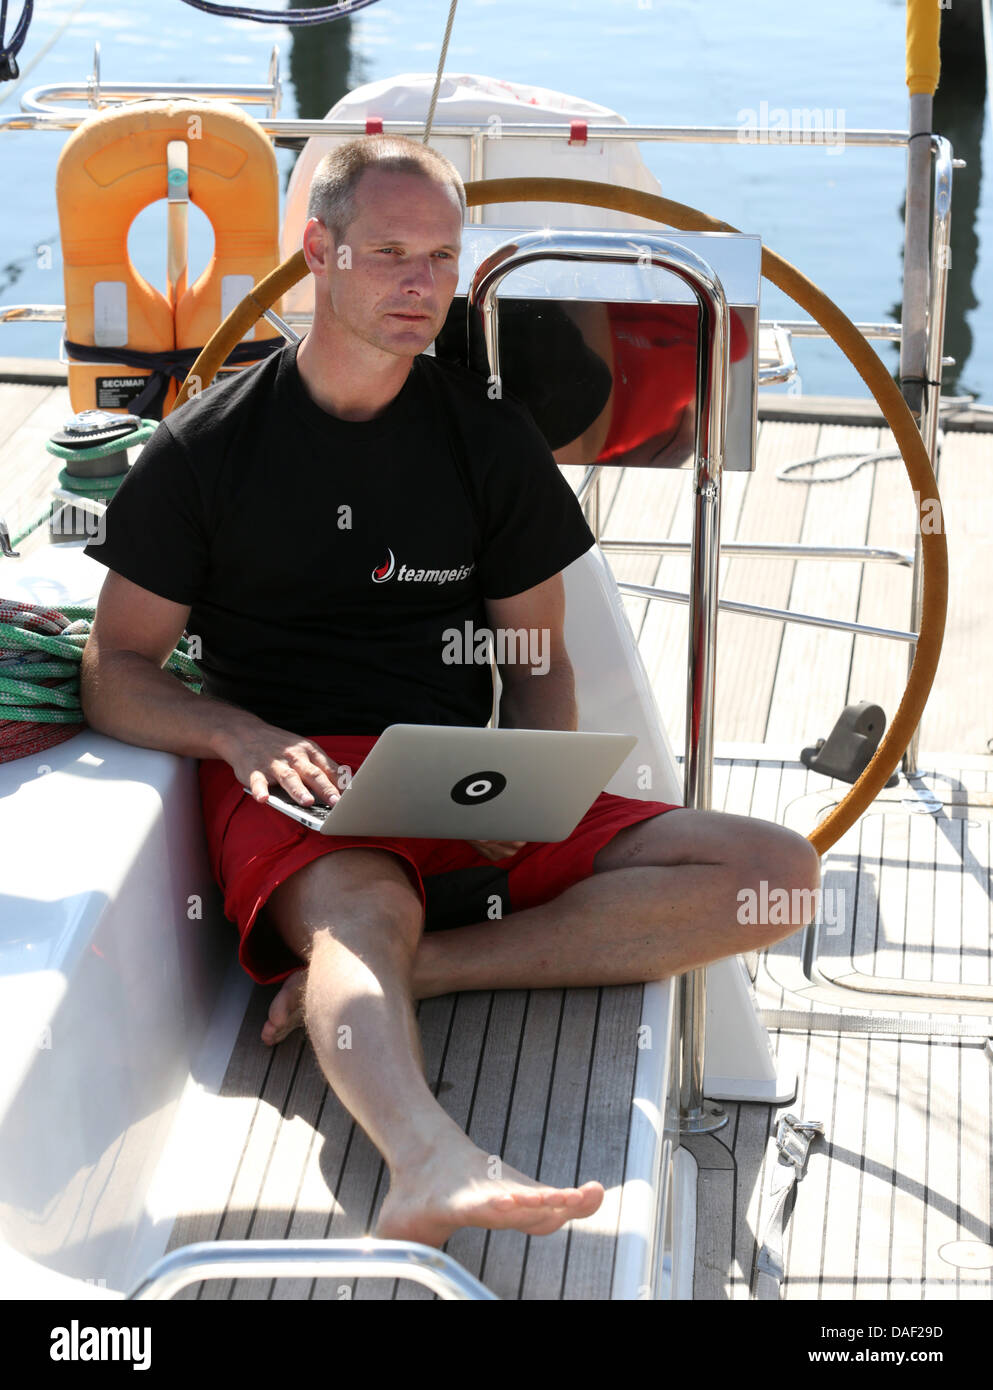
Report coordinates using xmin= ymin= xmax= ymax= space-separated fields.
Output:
xmin=516 ymin=988 xmax=568 ymax=1301
xmin=313 ymin=1113 xmax=361 ymax=1300
xmin=198 ymin=1020 xmax=280 ymax=1301
xmin=267 ymin=1054 xmax=331 ymax=1302
xmin=235 ymin=1032 xmax=308 ymax=1299
xmin=227 ymin=1030 xmax=304 ymax=1300
xmin=605 ymin=986 xmax=647 ymax=1301
xmin=560 ymin=983 xmax=603 ymax=1301
xmin=438 ymin=988 xmax=499 ymax=1302
xmin=852 ymin=1036 xmax=873 ymax=1301
xmin=479 ymin=986 xmax=535 ymax=1291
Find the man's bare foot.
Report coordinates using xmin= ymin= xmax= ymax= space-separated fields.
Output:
xmin=261 ymin=968 xmax=307 ymax=1045
xmin=375 ymin=1142 xmax=605 ymax=1247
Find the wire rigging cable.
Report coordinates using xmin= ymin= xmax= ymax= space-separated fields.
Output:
xmin=175 ymin=0 xmax=381 ymax=23
xmin=423 ymin=0 xmax=459 ymax=144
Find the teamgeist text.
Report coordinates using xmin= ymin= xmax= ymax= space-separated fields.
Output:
xmin=395 ymin=562 xmax=474 ymax=583
xmin=371 ymin=548 xmax=475 ymax=585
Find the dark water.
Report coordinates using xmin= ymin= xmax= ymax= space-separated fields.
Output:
xmin=1 ymin=0 xmax=989 ymax=400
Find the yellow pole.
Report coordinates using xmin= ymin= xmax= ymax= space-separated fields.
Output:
xmin=906 ymin=0 xmax=942 ymax=95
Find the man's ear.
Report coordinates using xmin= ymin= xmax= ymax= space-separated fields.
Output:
xmin=302 ymin=217 xmax=331 ymax=277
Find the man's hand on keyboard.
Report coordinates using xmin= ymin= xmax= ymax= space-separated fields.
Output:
xmin=228 ymin=725 xmax=344 ymax=807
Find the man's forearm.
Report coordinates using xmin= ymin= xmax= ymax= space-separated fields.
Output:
xmin=81 ymin=650 xmax=265 ymax=762
xmin=498 ymin=662 xmax=578 ymax=731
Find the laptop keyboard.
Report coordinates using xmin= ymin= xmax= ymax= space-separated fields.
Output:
xmin=260 ymin=787 xmax=335 ymax=825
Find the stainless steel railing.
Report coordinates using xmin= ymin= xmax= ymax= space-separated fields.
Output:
xmin=602 ymin=540 xmax=913 ymax=565
xmin=903 ymin=135 xmax=952 ymax=776
xmin=574 ymin=468 xmax=920 ymax=643
xmin=470 ymin=230 xmax=733 ymax=1134
xmin=15 ymin=40 xmax=283 ymax=118
xmin=2 ymin=111 xmax=915 ymax=147
xmin=614 ymin=583 xmax=917 ymax=645
xmin=127 ymin=1238 xmax=498 ymax=1301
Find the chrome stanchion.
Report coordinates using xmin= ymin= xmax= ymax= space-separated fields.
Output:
xmin=674 ymin=252 xmax=730 ymax=1135
xmin=902 ymin=135 xmax=952 ymax=780
xmin=468 ymin=229 xmax=733 ymax=1134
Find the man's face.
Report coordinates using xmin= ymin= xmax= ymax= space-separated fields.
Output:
xmin=313 ymin=167 xmax=463 ymax=359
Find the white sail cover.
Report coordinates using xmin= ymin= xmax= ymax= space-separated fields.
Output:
xmin=280 ymin=71 xmax=665 ymax=315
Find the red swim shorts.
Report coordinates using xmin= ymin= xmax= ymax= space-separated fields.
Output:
xmin=197 ymin=733 xmax=681 ymax=985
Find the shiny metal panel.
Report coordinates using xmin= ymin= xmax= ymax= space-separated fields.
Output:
xmin=453 ymin=225 xmax=760 ymax=471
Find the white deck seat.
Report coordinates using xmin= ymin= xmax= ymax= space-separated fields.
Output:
xmin=562 ymin=545 xmax=683 ymax=803
xmin=562 ymin=544 xmax=794 ymax=1110
xmin=0 ymin=543 xmax=231 ymax=1295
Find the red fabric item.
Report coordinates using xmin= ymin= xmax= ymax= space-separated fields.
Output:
xmin=597 ymin=302 xmax=750 ymax=463
xmin=0 ymin=720 xmax=83 ymax=763
xmin=198 ymin=733 xmax=680 ymax=985
xmin=0 ymin=599 xmax=87 ymax=762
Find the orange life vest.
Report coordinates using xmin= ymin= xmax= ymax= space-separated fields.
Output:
xmin=56 ymin=98 xmax=283 ymax=417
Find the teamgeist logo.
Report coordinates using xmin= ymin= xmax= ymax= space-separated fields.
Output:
xmin=371 ymin=548 xmax=474 ymax=585
xmin=372 ymin=549 xmax=396 ymax=582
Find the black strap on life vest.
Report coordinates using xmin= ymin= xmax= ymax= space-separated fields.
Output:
xmin=63 ymin=337 xmax=284 ymax=420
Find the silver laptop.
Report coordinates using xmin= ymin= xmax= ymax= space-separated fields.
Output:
xmin=243 ymin=724 xmax=637 ymax=842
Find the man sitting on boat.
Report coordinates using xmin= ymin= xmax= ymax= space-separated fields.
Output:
xmin=79 ymin=134 xmax=820 ymax=1249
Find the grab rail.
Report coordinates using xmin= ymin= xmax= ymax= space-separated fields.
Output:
xmin=615 ymin=581 xmax=917 ymax=644
xmin=16 ymin=40 xmax=281 ymax=119
xmin=904 ymin=134 xmax=952 ymax=775
xmin=600 ymin=540 xmax=914 ymax=565
xmin=600 ymin=534 xmax=918 ymax=640
xmin=470 ymin=230 xmax=732 ymax=1136
xmin=127 ymin=1238 xmax=498 ymax=1301
xmin=0 ymin=110 xmax=913 ymax=145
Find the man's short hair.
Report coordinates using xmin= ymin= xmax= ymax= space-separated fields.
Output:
xmin=306 ymin=135 xmax=467 ymax=243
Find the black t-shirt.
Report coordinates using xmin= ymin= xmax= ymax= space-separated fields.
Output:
xmin=82 ymin=341 xmax=595 ymax=736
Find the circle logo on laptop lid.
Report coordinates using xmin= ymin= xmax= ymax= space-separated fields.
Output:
xmin=450 ymin=771 xmax=507 ymax=806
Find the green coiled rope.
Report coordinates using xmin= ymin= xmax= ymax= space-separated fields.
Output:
xmin=0 ymin=598 xmax=201 ymax=763
xmin=0 ymin=603 xmax=202 ymax=722
xmin=1 ymin=420 xmax=194 ymax=759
